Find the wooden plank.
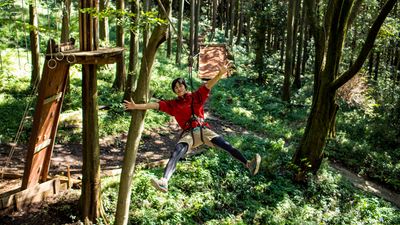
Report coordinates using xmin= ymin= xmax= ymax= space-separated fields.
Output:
xmin=15 ymin=178 xmax=60 ymax=210
xmin=43 ymin=92 xmax=63 ymax=105
xmin=45 ymin=47 xmax=125 ymax=57
xmin=0 ymin=171 xmax=24 ymax=179
xmin=34 ymin=138 xmax=52 ymax=154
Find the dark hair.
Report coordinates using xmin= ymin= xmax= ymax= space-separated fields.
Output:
xmin=171 ymin=78 xmax=187 ymax=93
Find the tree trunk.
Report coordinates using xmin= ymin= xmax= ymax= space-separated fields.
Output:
xmin=29 ymin=2 xmax=40 ymax=88
xmin=282 ymin=0 xmax=295 ymax=102
xmin=143 ymin=0 xmax=150 ymax=53
xmin=99 ymin=0 xmax=109 ymax=43
xmin=225 ymin=0 xmax=230 ymax=38
xmin=229 ymin=0 xmax=236 ymax=46
xmin=176 ymin=0 xmax=184 ymax=65
xmin=78 ymin=0 xmax=101 ymax=222
xmin=219 ymin=0 xmax=224 ymax=30
xmin=167 ymin=21 xmax=172 ymax=57
xmin=245 ymin=14 xmax=250 ymax=53
xmin=123 ymin=0 xmax=139 ymax=101
xmin=113 ymin=0 xmax=126 ymax=91
xmin=291 ymin=0 xmax=301 ymax=73
xmin=212 ymin=0 xmax=217 ymax=33
xmin=114 ymin=1 xmax=171 ymax=224
xmin=235 ymin=0 xmax=244 ymax=45
xmin=301 ymin=18 xmax=309 ymax=75
xmin=61 ymin=0 xmax=72 ymax=106
xmin=292 ymin=0 xmax=398 ymax=180
xmin=368 ymin=49 xmax=374 ymax=78
xmin=293 ymin=1 xmax=306 ymax=89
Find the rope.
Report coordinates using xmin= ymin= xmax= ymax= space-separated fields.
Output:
xmin=22 ymin=0 xmax=32 ymax=72
xmin=2 ymin=64 xmax=41 ymax=179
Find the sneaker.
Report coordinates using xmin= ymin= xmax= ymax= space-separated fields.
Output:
xmin=247 ymin=154 xmax=261 ymax=175
xmin=151 ymin=178 xmax=168 ymax=193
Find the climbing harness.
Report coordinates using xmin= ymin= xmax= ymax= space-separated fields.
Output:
xmin=155 ymin=0 xmax=217 ymax=146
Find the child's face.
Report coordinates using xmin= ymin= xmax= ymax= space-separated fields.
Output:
xmin=174 ymin=83 xmax=187 ymax=98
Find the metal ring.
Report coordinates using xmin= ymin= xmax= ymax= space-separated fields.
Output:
xmin=67 ymin=54 xmax=76 ymax=64
xmin=56 ymin=52 xmax=64 ymax=61
xmin=48 ymin=59 xmax=57 ymax=69
xmin=24 ymin=63 xmax=33 ymax=72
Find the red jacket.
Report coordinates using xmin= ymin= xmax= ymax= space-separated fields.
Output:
xmin=158 ymin=84 xmax=212 ymax=131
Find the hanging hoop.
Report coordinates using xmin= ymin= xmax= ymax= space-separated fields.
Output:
xmin=56 ymin=52 xmax=64 ymax=61
xmin=24 ymin=63 xmax=33 ymax=72
xmin=48 ymin=58 xmax=57 ymax=69
xmin=67 ymin=54 xmax=76 ymax=64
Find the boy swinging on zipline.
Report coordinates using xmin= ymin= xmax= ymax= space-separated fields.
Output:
xmin=122 ymin=61 xmax=261 ymax=193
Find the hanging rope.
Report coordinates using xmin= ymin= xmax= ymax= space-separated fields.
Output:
xmin=2 ymin=64 xmax=41 ymax=179
xmin=47 ymin=0 xmax=57 ymax=69
xmin=22 ymin=0 xmax=32 ymax=72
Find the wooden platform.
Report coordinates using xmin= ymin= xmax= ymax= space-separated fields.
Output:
xmin=198 ymin=44 xmax=228 ymax=79
xmin=45 ymin=47 xmax=125 ymax=65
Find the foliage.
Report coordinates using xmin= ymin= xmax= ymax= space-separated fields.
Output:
xmin=101 ymin=148 xmax=400 ymax=224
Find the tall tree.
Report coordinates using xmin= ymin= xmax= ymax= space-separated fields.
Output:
xmin=114 ymin=0 xmax=172 ymax=223
xmin=229 ymin=0 xmax=236 ymax=46
xmin=291 ymin=0 xmax=398 ymax=180
xmin=99 ymin=0 xmax=109 ymax=43
xmin=113 ymin=0 xmax=126 ymax=91
xmin=212 ymin=0 xmax=218 ymax=33
xmin=176 ymin=0 xmax=184 ymax=65
xmin=236 ymin=0 xmax=244 ymax=45
xmin=282 ymin=0 xmax=295 ymax=102
xmin=293 ymin=1 xmax=306 ymax=89
xmin=190 ymin=0 xmax=195 ymax=55
xmin=61 ymin=0 xmax=72 ymax=105
xmin=29 ymin=0 xmax=40 ymax=88
xmin=123 ymin=0 xmax=140 ymax=101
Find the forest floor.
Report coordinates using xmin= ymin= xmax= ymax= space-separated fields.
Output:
xmin=1 ymin=96 xmax=399 ymax=224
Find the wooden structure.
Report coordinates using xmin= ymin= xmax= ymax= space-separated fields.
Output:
xmin=2 ymin=0 xmax=124 ymax=212
xmin=198 ymin=44 xmax=228 ymax=79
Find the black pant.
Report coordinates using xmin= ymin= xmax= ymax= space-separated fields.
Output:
xmin=162 ymin=136 xmax=248 ymax=181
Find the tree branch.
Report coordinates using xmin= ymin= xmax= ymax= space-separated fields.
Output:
xmin=328 ymin=0 xmax=398 ymax=92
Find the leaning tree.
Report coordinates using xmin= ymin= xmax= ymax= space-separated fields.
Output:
xmin=291 ymin=0 xmax=398 ymax=180
xmin=114 ymin=0 xmax=171 ymax=224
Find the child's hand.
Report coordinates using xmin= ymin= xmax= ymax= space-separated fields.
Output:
xmin=218 ymin=61 xmax=232 ymax=76
xmin=122 ymin=98 xmax=136 ymax=110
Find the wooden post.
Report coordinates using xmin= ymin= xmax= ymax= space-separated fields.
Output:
xmin=78 ymin=0 xmax=101 ymax=221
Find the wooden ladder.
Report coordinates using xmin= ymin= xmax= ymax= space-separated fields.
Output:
xmin=21 ymin=39 xmax=73 ymax=190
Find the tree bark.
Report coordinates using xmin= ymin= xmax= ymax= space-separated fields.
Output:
xmin=293 ymin=1 xmax=306 ymax=89
xmin=236 ymin=0 xmax=244 ymax=45
xmin=212 ymin=0 xmax=217 ymax=33
xmin=176 ymin=0 xmax=184 ymax=65
xmin=229 ymin=0 xmax=236 ymax=46
xmin=78 ymin=0 xmax=101 ymax=222
xmin=61 ymin=0 xmax=72 ymax=106
xmin=114 ymin=0 xmax=171 ymax=224
xmin=282 ymin=0 xmax=295 ymax=102
xmin=99 ymin=0 xmax=109 ymax=43
xmin=29 ymin=2 xmax=40 ymax=88
xmin=292 ymin=0 xmax=398 ymax=180
xmin=113 ymin=0 xmax=126 ymax=91
xmin=123 ymin=0 xmax=140 ymax=101
xmin=245 ymin=14 xmax=250 ymax=53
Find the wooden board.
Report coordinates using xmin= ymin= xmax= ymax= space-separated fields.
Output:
xmin=198 ymin=44 xmax=228 ymax=79
xmin=22 ymin=40 xmax=71 ymax=190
